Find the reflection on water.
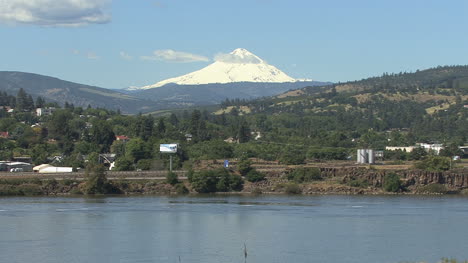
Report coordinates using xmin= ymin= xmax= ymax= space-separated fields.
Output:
xmin=1 ymin=195 xmax=468 ymax=263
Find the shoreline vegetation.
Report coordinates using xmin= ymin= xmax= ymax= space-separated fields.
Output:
xmin=1 ymin=160 xmax=467 ymax=197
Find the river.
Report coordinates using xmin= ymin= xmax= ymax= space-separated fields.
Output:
xmin=1 ymin=195 xmax=468 ymax=263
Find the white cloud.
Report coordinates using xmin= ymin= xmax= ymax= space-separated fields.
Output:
xmin=119 ymin=51 xmax=133 ymax=60
xmin=0 ymin=0 xmax=111 ymax=27
xmin=214 ymin=52 xmax=262 ymax=64
xmin=72 ymin=49 xmax=100 ymax=59
xmin=86 ymin=52 xmax=99 ymax=60
xmin=141 ymin=49 xmax=209 ymax=63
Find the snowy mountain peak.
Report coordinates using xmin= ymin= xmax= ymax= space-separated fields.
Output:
xmin=135 ymin=48 xmax=308 ymax=90
xmin=228 ymin=48 xmax=264 ymax=63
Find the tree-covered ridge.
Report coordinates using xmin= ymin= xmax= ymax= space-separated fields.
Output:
xmin=216 ymin=66 xmax=468 ymax=150
xmin=1 ymin=66 xmax=467 ymax=171
xmin=0 ymin=71 xmax=160 ymax=114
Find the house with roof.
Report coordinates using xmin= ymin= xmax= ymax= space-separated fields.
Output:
xmin=0 ymin=131 xmax=9 ymax=139
xmin=115 ymin=135 xmax=130 ymax=142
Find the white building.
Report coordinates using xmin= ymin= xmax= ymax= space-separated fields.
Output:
xmin=417 ymin=143 xmax=444 ymax=155
xmin=36 ymin=107 xmax=56 ymax=117
xmin=38 ymin=166 xmax=73 ymax=173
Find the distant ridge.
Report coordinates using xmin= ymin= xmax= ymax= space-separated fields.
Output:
xmin=0 ymin=71 xmax=159 ymax=114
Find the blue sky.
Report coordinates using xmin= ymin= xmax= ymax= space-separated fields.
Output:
xmin=0 ymin=0 xmax=467 ymax=89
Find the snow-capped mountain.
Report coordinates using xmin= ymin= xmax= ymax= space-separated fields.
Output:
xmin=134 ymin=48 xmax=305 ymax=90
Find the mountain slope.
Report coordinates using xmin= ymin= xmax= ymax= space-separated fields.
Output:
xmin=126 ymin=48 xmax=327 ymax=107
xmin=131 ymin=81 xmax=330 ymax=108
xmin=133 ymin=48 xmax=304 ymax=90
xmin=223 ymin=65 xmax=468 ymax=117
xmin=211 ymin=65 xmax=468 ymax=145
xmin=0 ymin=71 xmax=159 ymax=114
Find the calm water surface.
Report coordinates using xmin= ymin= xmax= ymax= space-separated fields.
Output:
xmin=1 ymin=195 xmax=468 ymax=263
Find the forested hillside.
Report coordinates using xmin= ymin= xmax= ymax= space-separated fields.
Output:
xmin=217 ymin=66 xmax=468 ymax=148
xmin=0 ymin=71 xmax=159 ymax=114
xmin=0 ymin=66 xmax=467 ymax=171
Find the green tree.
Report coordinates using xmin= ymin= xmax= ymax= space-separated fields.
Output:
xmin=237 ymin=158 xmax=253 ymax=176
xmin=237 ymin=120 xmax=250 ymax=143
xmin=35 ymin=96 xmax=45 ymax=108
xmin=15 ymin=88 xmax=28 ymax=111
xmin=245 ymin=169 xmax=265 ymax=182
xmin=415 ymin=156 xmax=451 ymax=172
xmin=114 ymin=156 xmax=134 ymax=171
xmin=157 ymin=118 xmax=166 ymax=136
xmin=84 ymin=164 xmax=117 ymax=194
xmin=190 ymin=168 xmax=243 ymax=193
xmin=279 ymin=146 xmax=306 ymax=165
xmin=168 ymin=113 xmax=179 ymax=126
xmin=287 ymin=167 xmax=322 ymax=183
xmin=136 ymin=159 xmax=153 ymax=170
xmin=190 ymin=170 xmax=219 ymax=193
xmin=383 ymin=173 xmax=402 ymax=192
xmin=440 ymin=143 xmax=463 ymax=157
xmin=89 ymin=119 xmax=115 ymax=152
xmin=409 ymin=147 xmax=427 ymax=160
xmin=166 ymin=171 xmax=179 ymax=185
xmin=125 ymin=138 xmax=151 ymax=163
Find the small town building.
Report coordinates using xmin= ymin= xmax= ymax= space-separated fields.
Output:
xmin=0 ymin=131 xmax=9 ymax=139
xmin=36 ymin=107 xmax=56 ymax=117
xmin=115 ymin=135 xmax=130 ymax=142
xmin=385 ymin=146 xmax=416 ymax=152
xmin=5 ymin=162 xmax=33 ymax=172
xmin=38 ymin=166 xmax=73 ymax=173
xmin=416 ymin=143 xmax=444 ymax=155
xmin=224 ymin=137 xmax=238 ymax=144
xmin=33 ymin=164 xmax=54 ymax=172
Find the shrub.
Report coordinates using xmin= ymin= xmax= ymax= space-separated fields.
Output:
xmin=0 ymin=178 xmax=40 ymax=186
xmin=187 ymin=169 xmax=195 ymax=183
xmin=348 ymin=178 xmax=369 ymax=188
xmin=251 ymin=188 xmax=262 ymax=195
xmin=307 ymin=147 xmax=348 ymax=160
xmin=17 ymin=184 xmax=43 ymax=195
xmin=43 ymin=179 xmax=58 ymax=188
xmin=228 ymin=174 xmax=244 ymax=191
xmin=136 ymin=159 xmax=153 ymax=170
xmin=187 ymin=140 xmax=234 ymax=160
xmin=84 ymin=164 xmax=120 ymax=194
xmin=279 ymin=148 xmax=306 ymax=165
xmin=69 ymin=188 xmax=83 ymax=195
xmin=191 ymin=170 xmax=219 ymax=193
xmin=63 ymin=179 xmax=75 ymax=186
xmin=284 ymin=183 xmax=302 ymax=194
xmin=287 ymin=167 xmax=322 ymax=183
xmin=414 ymin=156 xmax=451 ymax=172
xmin=166 ymin=171 xmax=179 ymax=185
xmin=114 ymin=156 xmax=134 ymax=171
xmin=190 ymin=168 xmax=244 ymax=193
xmin=245 ymin=169 xmax=265 ymax=182
xmin=383 ymin=173 xmax=402 ymax=192
xmin=174 ymin=183 xmax=189 ymax=194
xmin=417 ymin=183 xmax=448 ymax=194
xmin=0 ymin=185 xmax=22 ymax=196
xmin=237 ymin=158 xmax=253 ymax=176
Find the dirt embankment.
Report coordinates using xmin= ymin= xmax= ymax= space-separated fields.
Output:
xmin=1 ymin=165 xmax=467 ymax=196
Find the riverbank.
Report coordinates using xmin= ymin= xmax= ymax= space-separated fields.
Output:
xmin=1 ymin=168 xmax=467 ymax=196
